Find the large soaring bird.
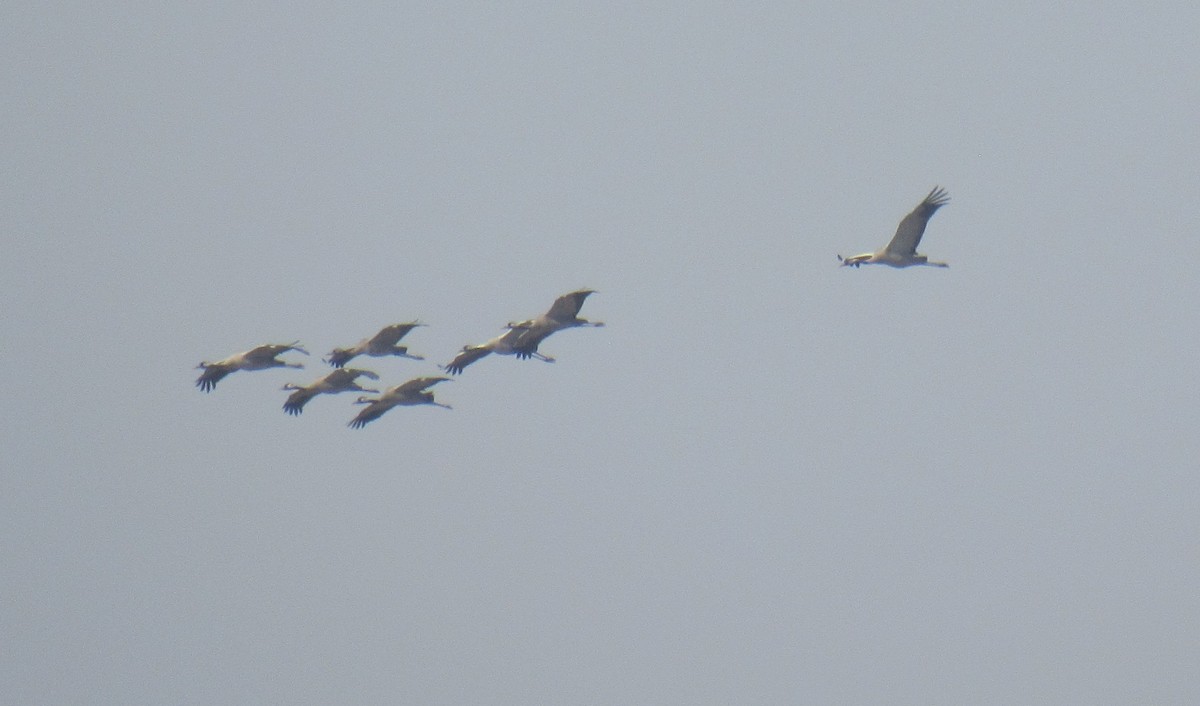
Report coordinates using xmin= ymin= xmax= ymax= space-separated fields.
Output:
xmin=838 ymin=187 xmax=951 ymax=268
xmin=441 ymin=326 xmax=534 ymax=375
xmin=442 ymin=290 xmax=603 ymax=374
xmin=195 ymin=342 xmax=308 ymax=392
xmin=325 ymin=322 xmax=426 ymax=367
xmin=507 ymin=289 xmax=604 ymax=361
xmin=347 ymin=377 xmax=452 ymax=428
xmin=281 ymin=368 xmax=380 ymax=415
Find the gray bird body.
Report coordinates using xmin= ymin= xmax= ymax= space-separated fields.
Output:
xmin=281 ymin=368 xmax=380 ymax=415
xmin=347 ymin=376 xmax=452 ymax=428
xmin=443 ymin=290 xmax=603 ymax=374
xmin=325 ymin=323 xmax=425 ymax=367
xmin=839 ymin=187 xmax=951 ymax=268
xmin=196 ymin=342 xmax=309 ymax=392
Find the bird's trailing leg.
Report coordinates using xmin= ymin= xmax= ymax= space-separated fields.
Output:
xmin=514 ymin=351 xmax=556 ymax=362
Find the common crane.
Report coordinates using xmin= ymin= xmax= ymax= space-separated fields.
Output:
xmin=838 ymin=187 xmax=951 ymax=268
xmin=347 ymin=376 xmax=452 ymax=428
xmin=325 ymin=322 xmax=426 ymax=367
xmin=195 ymin=342 xmax=308 ymax=392
xmin=507 ymin=289 xmax=604 ymax=361
xmin=281 ymin=368 xmax=381 ymax=415
xmin=441 ymin=326 xmax=535 ymax=375
xmin=442 ymin=289 xmax=603 ymax=374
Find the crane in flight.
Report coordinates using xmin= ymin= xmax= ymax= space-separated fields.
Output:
xmin=506 ymin=289 xmax=604 ymax=362
xmin=280 ymin=368 xmax=380 ymax=415
xmin=838 ymin=187 xmax=951 ymax=268
xmin=325 ymin=322 xmax=426 ymax=367
xmin=442 ymin=326 xmax=533 ymax=375
xmin=441 ymin=290 xmax=603 ymax=374
xmin=195 ymin=342 xmax=308 ymax=392
xmin=347 ymin=376 xmax=452 ymax=428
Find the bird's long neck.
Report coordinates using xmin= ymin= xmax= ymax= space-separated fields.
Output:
xmin=838 ymin=252 xmax=875 ymax=267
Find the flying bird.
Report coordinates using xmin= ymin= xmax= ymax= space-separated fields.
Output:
xmin=838 ymin=187 xmax=951 ymax=268
xmin=441 ymin=326 xmax=534 ymax=375
xmin=441 ymin=290 xmax=603 ymax=374
xmin=195 ymin=342 xmax=308 ymax=392
xmin=281 ymin=367 xmax=381 ymax=415
xmin=347 ymin=376 xmax=452 ymax=428
xmin=325 ymin=322 xmax=426 ymax=367
xmin=507 ymin=289 xmax=604 ymax=361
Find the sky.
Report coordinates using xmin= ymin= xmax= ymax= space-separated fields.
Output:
xmin=4 ymin=2 xmax=1199 ymax=704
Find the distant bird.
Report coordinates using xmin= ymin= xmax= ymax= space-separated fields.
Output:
xmin=441 ymin=290 xmax=603 ymax=374
xmin=347 ymin=376 xmax=452 ymax=428
xmin=281 ymin=368 xmax=381 ymax=415
xmin=325 ymin=322 xmax=426 ymax=367
xmin=507 ymin=289 xmax=604 ymax=361
xmin=441 ymin=326 xmax=534 ymax=375
xmin=195 ymin=342 xmax=308 ymax=392
xmin=838 ymin=187 xmax=951 ymax=268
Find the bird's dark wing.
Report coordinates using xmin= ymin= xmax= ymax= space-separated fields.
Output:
xmin=320 ymin=368 xmax=357 ymax=387
xmin=544 ymin=289 xmax=595 ymax=321
xmin=195 ymin=364 xmax=232 ymax=392
xmin=884 ymin=187 xmax=949 ymax=256
xmin=511 ymin=326 xmax=553 ymax=359
xmin=282 ymin=388 xmax=318 ymax=415
xmin=324 ymin=347 xmax=356 ymax=367
xmin=394 ymin=376 xmax=452 ymax=396
xmin=442 ymin=346 xmax=490 ymax=375
xmin=347 ymin=402 xmax=389 ymax=428
xmin=370 ymin=323 xmax=421 ymax=347
xmin=245 ymin=341 xmax=308 ymax=363
xmin=337 ymin=368 xmax=380 ymax=383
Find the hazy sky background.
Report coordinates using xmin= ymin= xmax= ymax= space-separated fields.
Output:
xmin=4 ymin=2 xmax=1199 ymax=704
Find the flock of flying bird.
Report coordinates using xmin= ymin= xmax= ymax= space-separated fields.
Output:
xmin=195 ymin=187 xmax=953 ymax=427
xmin=195 ymin=289 xmax=605 ymax=428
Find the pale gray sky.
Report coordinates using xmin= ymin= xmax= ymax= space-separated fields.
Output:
xmin=4 ymin=2 xmax=1199 ymax=704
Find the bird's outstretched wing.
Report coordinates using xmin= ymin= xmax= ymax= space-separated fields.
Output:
xmin=442 ymin=346 xmax=491 ymax=375
xmin=394 ymin=376 xmax=452 ymax=396
xmin=347 ymin=401 xmax=389 ymax=428
xmin=324 ymin=348 xmax=355 ymax=367
xmin=195 ymin=364 xmax=231 ymax=392
xmin=511 ymin=328 xmax=553 ymax=359
xmin=369 ymin=322 xmax=422 ymax=347
xmin=325 ymin=367 xmax=380 ymax=386
xmin=883 ymin=187 xmax=949 ymax=257
xmin=283 ymin=388 xmax=318 ymax=415
xmin=245 ymin=342 xmax=309 ymax=364
xmin=544 ymin=289 xmax=595 ymax=321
